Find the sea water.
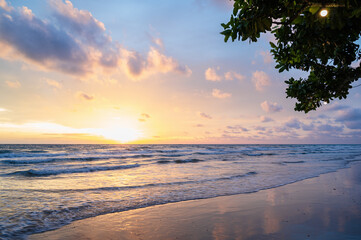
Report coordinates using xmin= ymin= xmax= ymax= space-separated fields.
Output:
xmin=0 ymin=144 xmax=360 ymax=239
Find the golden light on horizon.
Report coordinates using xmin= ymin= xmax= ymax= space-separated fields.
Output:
xmin=98 ymin=126 xmax=143 ymax=143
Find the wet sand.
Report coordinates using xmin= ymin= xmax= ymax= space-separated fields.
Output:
xmin=30 ymin=163 xmax=361 ymax=240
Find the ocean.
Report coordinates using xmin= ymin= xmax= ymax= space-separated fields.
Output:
xmin=0 ymin=144 xmax=360 ymax=239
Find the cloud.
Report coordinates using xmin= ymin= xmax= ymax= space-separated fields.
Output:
xmin=141 ymin=113 xmax=150 ymax=118
xmin=301 ymin=123 xmax=315 ymax=131
xmin=324 ymin=104 xmax=349 ymax=112
xmin=195 ymin=124 xmax=204 ymax=127
xmin=139 ymin=113 xmax=151 ymax=122
xmin=151 ymin=37 xmax=164 ymax=49
xmin=77 ymin=91 xmax=94 ymax=100
xmin=0 ymin=120 xmax=142 ymax=142
xmin=5 ymin=80 xmax=21 ymax=88
xmin=0 ymin=0 xmax=12 ymax=11
xmin=252 ymin=71 xmax=270 ymax=91
xmin=258 ymin=51 xmax=273 ymax=64
xmin=260 ymin=115 xmax=273 ymax=122
xmin=226 ymin=125 xmax=248 ymax=132
xmin=121 ymin=47 xmax=192 ymax=80
xmin=205 ymin=67 xmax=222 ymax=81
xmin=198 ymin=112 xmax=212 ymax=119
xmin=49 ymin=0 xmax=108 ymax=47
xmin=317 ymin=124 xmax=344 ymax=132
xmin=335 ymin=107 xmax=361 ymax=129
xmin=0 ymin=1 xmax=190 ymax=80
xmin=205 ymin=67 xmax=244 ymax=82
xmin=212 ymin=88 xmax=231 ymax=99
xmin=224 ymin=71 xmax=245 ymax=81
xmin=254 ymin=126 xmax=266 ymax=131
xmin=261 ymin=101 xmax=282 ymax=113
xmin=285 ymin=118 xmax=301 ymax=129
xmin=44 ymin=78 xmax=62 ymax=89
xmin=0 ymin=3 xmax=90 ymax=75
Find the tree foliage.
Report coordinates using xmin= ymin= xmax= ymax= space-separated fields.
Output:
xmin=221 ymin=0 xmax=361 ymax=112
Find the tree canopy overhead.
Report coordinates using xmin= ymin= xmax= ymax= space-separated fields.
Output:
xmin=221 ymin=0 xmax=361 ymax=113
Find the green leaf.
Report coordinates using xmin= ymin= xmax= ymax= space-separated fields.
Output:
xmin=309 ymin=6 xmax=320 ymax=15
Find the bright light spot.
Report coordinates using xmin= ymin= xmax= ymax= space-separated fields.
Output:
xmin=320 ymin=9 xmax=328 ymax=17
xmin=97 ymin=126 xmax=142 ymax=143
xmin=0 ymin=108 xmax=8 ymax=112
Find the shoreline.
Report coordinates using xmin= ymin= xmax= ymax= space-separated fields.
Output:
xmin=30 ymin=163 xmax=361 ymax=240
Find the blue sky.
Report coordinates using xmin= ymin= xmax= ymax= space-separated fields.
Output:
xmin=0 ymin=0 xmax=360 ymax=144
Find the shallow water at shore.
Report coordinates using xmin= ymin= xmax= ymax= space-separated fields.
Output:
xmin=1 ymin=144 xmax=361 ymax=239
xmin=31 ymin=162 xmax=361 ymax=240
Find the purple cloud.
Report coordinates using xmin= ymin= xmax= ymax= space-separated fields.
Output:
xmin=254 ymin=126 xmax=266 ymax=131
xmin=285 ymin=118 xmax=301 ymax=129
xmin=226 ymin=125 xmax=249 ymax=132
xmin=0 ymin=4 xmax=89 ymax=75
xmin=260 ymin=116 xmax=274 ymax=122
xmin=335 ymin=108 xmax=361 ymax=129
xmin=0 ymin=1 xmax=191 ymax=79
xmin=199 ymin=112 xmax=212 ymax=119
xmin=317 ymin=124 xmax=344 ymax=132
xmin=77 ymin=92 xmax=94 ymax=100
xmin=260 ymin=101 xmax=282 ymax=113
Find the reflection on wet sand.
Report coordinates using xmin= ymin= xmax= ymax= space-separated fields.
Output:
xmin=30 ymin=163 xmax=361 ymax=240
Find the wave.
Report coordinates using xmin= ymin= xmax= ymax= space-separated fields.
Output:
xmin=1 ymin=153 xmax=157 ymax=165
xmin=157 ymin=160 xmax=172 ymax=164
xmin=0 ymin=152 xmax=69 ymax=159
xmin=282 ymin=160 xmax=305 ymax=164
xmin=245 ymin=152 xmax=277 ymax=156
xmin=160 ymin=154 xmax=189 ymax=157
xmin=174 ymin=159 xmax=203 ymax=163
xmin=156 ymin=158 xmax=204 ymax=164
xmin=24 ymin=150 xmax=48 ymax=153
xmin=10 ymin=171 xmax=258 ymax=193
xmin=1 ymin=156 xmax=126 ymax=165
xmin=6 ymin=164 xmax=140 ymax=177
xmin=0 ymin=150 xmax=13 ymax=154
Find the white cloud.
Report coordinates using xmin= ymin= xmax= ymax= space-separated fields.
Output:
xmin=259 ymin=51 xmax=273 ymax=64
xmin=224 ymin=71 xmax=245 ymax=81
xmin=252 ymin=71 xmax=270 ymax=91
xmin=121 ymin=47 xmax=192 ymax=80
xmin=0 ymin=0 xmax=12 ymax=11
xmin=212 ymin=88 xmax=231 ymax=99
xmin=261 ymin=101 xmax=282 ymax=113
xmin=205 ymin=67 xmax=222 ymax=81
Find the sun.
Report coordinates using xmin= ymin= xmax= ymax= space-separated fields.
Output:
xmin=99 ymin=126 xmax=142 ymax=143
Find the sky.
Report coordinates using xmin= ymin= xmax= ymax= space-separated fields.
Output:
xmin=0 ymin=0 xmax=361 ymax=144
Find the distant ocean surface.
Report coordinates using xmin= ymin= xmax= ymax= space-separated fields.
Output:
xmin=1 ymin=144 xmax=361 ymax=239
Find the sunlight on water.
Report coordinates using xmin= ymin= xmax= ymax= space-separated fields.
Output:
xmin=0 ymin=144 xmax=361 ymax=239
